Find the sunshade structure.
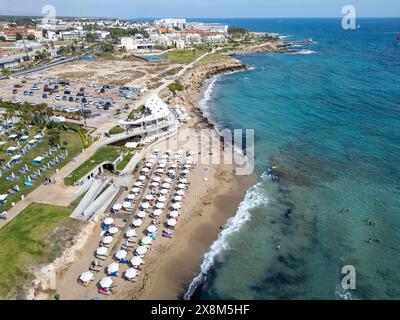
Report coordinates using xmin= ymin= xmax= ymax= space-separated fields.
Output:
xmin=132 ymin=187 xmax=140 ymax=193
xmin=164 ymin=177 xmax=172 ymax=183
xmin=158 ymin=163 xmax=166 ymax=169
xmin=152 ymin=209 xmax=162 ymax=217
xmin=151 ymin=182 xmax=160 ymax=187
xmin=182 ymin=169 xmax=190 ymax=175
xmin=158 ymin=195 xmax=167 ymax=202
xmin=169 ymin=211 xmax=179 ymax=218
xmin=156 ymin=168 xmax=164 ymax=174
xmin=125 ymin=268 xmax=138 ymax=280
xmin=141 ymin=167 xmax=150 ymax=173
xmin=145 ymin=194 xmax=154 ymax=201
xmin=136 ymin=211 xmax=147 ymax=218
xmin=147 ymin=225 xmax=157 ymax=233
xmin=174 ymin=196 xmax=183 ymax=202
xmin=132 ymin=219 xmax=143 ymax=227
xmin=127 ymin=194 xmax=135 ymax=200
xmin=108 ymin=227 xmax=118 ymax=234
xmin=115 ymin=250 xmax=128 ymax=260
xmin=123 ymin=202 xmax=133 ymax=209
xmin=102 ymin=236 xmax=113 ymax=244
xmin=177 ymin=184 xmax=186 ymax=189
xmin=141 ymin=202 xmax=150 ymax=209
xmin=80 ymin=271 xmax=94 ymax=283
xmin=152 ymin=176 xmax=161 ymax=182
xmin=141 ymin=236 xmax=153 ymax=245
xmin=145 ymin=162 xmax=153 ymax=167
xmin=139 ymin=175 xmax=147 ymax=181
xmin=96 ymin=247 xmax=108 ymax=256
xmin=134 ymin=182 xmax=142 ymax=187
xmin=130 ymin=256 xmax=143 ymax=266
xmin=168 ymin=170 xmax=175 ymax=175
xmin=112 ymin=203 xmax=122 ymax=211
xmin=172 ymin=202 xmax=182 ymax=210
xmin=136 ymin=246 xmax=148 ymax=256
xmin=170 ymin=164 xmax=178 ymax=169
xmin=152 ymin=148 xmax=160 ymax=154
xmin=156 ymin=202 xmax=165 ymax=209
xmin=162 ymin=183 xmax=171 ymax=189
xmin=160 ymin=189 xmax=168 ymax=195
xmin=104 ymin=218 xmax=114 ymax=225
xmin=167 ymin=218 xmax=177 ymax=227
xmin=126 ymin=229 xmax=136 ymax=238
xmin=107 ymin=262 xmax=119 ymax=274
xmin=176 ymin=190 xmax=185 ymax=196
xmin=179 ymin=178 xmax=188 ymax=184
xmin=99 ymin=277 xmax=113 ymax=289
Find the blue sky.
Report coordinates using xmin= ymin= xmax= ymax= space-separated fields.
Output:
xmin=0 ymin=0 xmax=399 ymax=18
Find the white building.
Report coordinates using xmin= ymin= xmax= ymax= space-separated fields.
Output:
xmin=155 ymin=18 xmax=186 ymax=30
xmin=120 ymin=37 xmax=134 ymax=50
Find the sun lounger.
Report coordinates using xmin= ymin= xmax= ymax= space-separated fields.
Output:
xmin=89 ymin=265 xmax=102 ymax=272
xmin=127 ymin=237 xmax=136 ymax=243
xmin=98 ymin=288 xmax=111 ymax=295
xmin=95 ymin=255 xmax=107 ymax=261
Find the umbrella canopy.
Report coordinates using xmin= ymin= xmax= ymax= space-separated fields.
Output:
xmin=80 ymin=271 xmax=94 ymax=283
xmin=136 ymin=246 xmax=148 ymax=255
xmin=126 ymin=229 xmax=136 ymax=238
xmin=102 ymin=236 xmax=113 ymax=244
xmin=132 ymin=187 xmax=140 ymax=193
xmin=158 ymin=195 xmax=167 ymax=202
xmin=152 ymin=209 xmax=162 ymax=217
xmin=132 ymin=219 xmax=143 ymax=227
xmin=123 ymin=201 xmax=133 ymax=209
xmin=141 ymin=202 xmax=150 ymax=209
xmin=182 ymin=169 xmax=190 ymax=175
xmin=134 ymin=182 xmax=142 ymax=187
xmin=174 ymin=195 xmax=183 ymax=202
xmin=127 ymin=194 xmax=135 ymax=200
xmin=145 ymin=194 xmax=154 ymax=201
xmin=104 ymin=218 xmax=114 ymax=225
xmin=164 ymin=177 xmax=172 ymax=183
xmin=149 ymin=154 xmax=157 ymax=159
xmin=172 ymin=203 xmax=182 ymax=210
xmin=125 ymin=268 xmax=138 ymax=279
xmin=161 ymin=154 xmax=169 ymax=159
xmin=179 ymin=178 xmax=188 ymax=184
xmin=167 ymin=218 xmax=177 ymax=227
xmin=137 ymin=211 xmax=147 ymax=218
xmin=162 ymin=183 xmax=171 ymax=189
xmin=177 ymin=184 xmax=186 ymax=189
xmin=130 ymin=256 xmax=143 ymax=266
xmin=168 ymin=170 xmax=175 ymax=175
xmin=141 ymin=167 xmax=150 ymax=173
xmin=145 ymin=162 xmax=153 ymax=167
xmin=156 ymin=169 xmax=164 ymax=174
xmin=170 ymin=164 xmax=178 ymax=169
xmin=152 ymin=176 xmax=161 ymax=182
xmin=186 ymin=156 xmax=194 ymax=160
xmin=108 ymin=227 xmax=118 ymax=234
xmin=96 ymin=247 xmax=108 ymax=256
xmin=160 ymin=189 xmax=168 ymax=195
xmin=107 ymin=262 xmax=119 ymax=274
xmin=115 ymin=249 xmax=128 ymax=260
xmin=158 ymin=163 xmax=166 ymax=168
xmin=169 ymin=211 xmax=179 ymax=218
xmin=151 ymin=182 xmax=160 ymax=187
xmin=99 ymin=277 xmax=113 ymax=289
xmin=141 ymin=236 xmax=153 ymax=245
xmin=184 ymin=164 xmax=191 ymax=169
xmin=176 ymin=190 xmax=185 ymax=196
xmin=139 ymin=175 xmax=147 ymax=181
xmin=147 ymin=225 xmax=157 ymax=233
xmin=112 ymin=203 xmax=122 ymax=211
xmin=156 ymin=202 xmax=165 ymax=209
xmin=152 ymin=148 xmax=160 ymax=154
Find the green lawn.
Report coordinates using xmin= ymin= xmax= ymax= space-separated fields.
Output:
xmin=64 ymin=145 xmax=120 ymax=186
xmin=116 ymin=152 xmax=134 ymax=171
xmin=0 ymin=201 xmax=80 ymax=298
xmin=108 ymin=126 xmax=125 ymax=136
xmin=163 ymin=49 xmax=207 ymax=64
xmin=0 ymin=130 xmax=84 ymax=212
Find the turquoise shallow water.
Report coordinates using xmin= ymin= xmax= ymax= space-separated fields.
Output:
xmin=185 ymin=18 xmax=400 ymax=300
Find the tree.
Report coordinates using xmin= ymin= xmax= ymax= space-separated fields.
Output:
xmin=15 ymin=33 xmax=23 ymax=41
xmin=86 ymin=32 xmax=96 ymax=43
xmin=62 ymin=140 xmax=68 ymax=149
xmin=0 ymin=36 xmax=6 ymax=42
xmin=2 ymin=69 xmax=11 ymax=77
xmin=27 ymin=34 xmax=36 ymax=40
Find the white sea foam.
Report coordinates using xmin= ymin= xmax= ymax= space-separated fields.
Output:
xmin=199 ymin=76 xmax=220 ymax=111
xmin=289 ymin=49 xmax=316 ymax=55
xmin=183 ymin=181 xmax=269 ymax=299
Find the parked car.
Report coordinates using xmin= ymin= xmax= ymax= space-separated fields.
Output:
xmin=75 ymin=98 xmax=80 ymax=103
xmin=12 ymin=89 xmax=17 ymax=94
xmin=54 ymin=95 xmax=61 ymax=100
xmin=11 ymin=98 xmax=21 ymax=104
xmin=14 ymin=84 xmax=23 ymax=88
xmin=29 ymin=91 xmax=34 ymax=96
xmin=23 ymin=91 xmax=29 ymax=96
xmin=62 ymin=96 xmax=68 ymax=101
xmin=42 ymin=93 xmax=48 ymax=98
xmin=68 ymin=97 xmax=74 ymax=102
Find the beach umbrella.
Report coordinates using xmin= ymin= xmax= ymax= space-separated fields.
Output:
xmin=137 ymin=211 xmax=147 ymax=218
xmin=145 ymin=162 xmax=153 ymax=167
xmin=176 ymin=190 xmax=185 ymax=196
xmin=156 ymin=169 xmax=164 ymax=174
xmin=151 ymin=182 xmax=160 ymax=187
xmin=108 ymin=227 xmax=118 ymax=234
xmin=141 ymin=202 xmax=150 ymax=209
xmin=189 ymin=151 xmax=196 ymax=155
xmin=169 ymin=211 xmax=179 ymax=218
xmin=148 ymin=157 xmax=156 ymax=162
xmin=152 ymin=209 xmax=162 ymax=217
xmin=96 ymin=247 xmax=108 ymax=256
xmin=167 ymin=218 xmax=177 ymax=227
xmin=170 ymin=164 xmax=178 ymax=169
xmin=130 ymin=256 xmax=143 ymax=266
xmin=125 ymin=268 xmax=138 ymax=279
xmin=156 ymin=202 xmax=165 ymax=209
xmin=182 ymin=169 xmax=190 ymax=175
xmin=158 ymin=163 xmax=166 ymax=168
xmin=102 ymin=236 xmax=113 ymax=244
xmin=123 ymin=202 xmax=132 ymax=209
xmin=172 ymin=203 xmax=182 ymax=210
xmin=15 ymin=185 xmax=20 ymax=192
xmin=99 ymin=277 xmax=113 ymax=289
xmin=162 ymin=183 xmax=171 ymax=189
xmin=107 ymin=263 xmax=119 ymax=274
xmin=166 ymin=149 xmax=172 ymax=154
xmin=136 ymin=246 xmax=147 ymax=256
xmin=126 ymin=229 xmax=136 ymax=238
xmin=177 ymin=184 xmax=186 ymax=189
xmin=160 ymin=189 xmax=168 ymax=195
xmin=141 ymin=167 xmax=150 ymax=173
xmin=131 ymin=187 xmax=140 ymax=193
xmin=80 ymin=271 xmax=94 ymax=283
xmin=134 ymin=182 xmax=142 ymax=187
xmin=179 ymin=178 xmax=188 ymax=184
xmin=153 ymin=176 xmax=161 ymax=182
xmin=174 ymin=196 xmax=183 ymax=202
xmin=149 ymin=154 xmax=157 ymax=159
xmin=139 ymin=175 xmax=147 ymax=181
xmin=161 ymin=154 xmax=169 ymax=159
xmin=158 ymin=195 xmax=167 ymax=202
xmin=115 ymin=250 xmax=128 ymax=260
xmin=184 ymin=164 xmax=191 ymax=169
xmin=152 ymin=148 xmax=160 ymax=154
xmin=145 ymin=194 xmax=154 ymax=201
xmin=132 ymin=219 xmax=143 ymax=227
xmin=186 ymin=156 xmax=194 ymax=160
xmin=141 ymin=236 xmax=153 ymax=245
xmin=168 ymin=170 xmax=175 ymax=175
xmin=127 ymin=194 xmax=135 ymax=200
xmin=104 ymin=218 xmax=114 ymax=225
xmin=176 ymin=150 xmax=184 ymax=155
xmin=164 ymin=177 xmax=172 ymax=183
xmin=112 ymin=203 xmax=122 ymax=211
xmin=147 ymin=225 xmax=157 ymax=233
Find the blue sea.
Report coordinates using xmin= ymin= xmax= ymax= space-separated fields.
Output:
xmin=184 ymin=18 xmax=400 ymax=300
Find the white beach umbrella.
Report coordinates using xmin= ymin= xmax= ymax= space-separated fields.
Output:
xmin=170 ymin=164 xmax=178 ymax=169
xmin=141 ymin=167 xmax=150 ymax=173
xmin=127 ymin=194 xmax=135 ymax=200
xmin=141 ymin=236 xmax=153 ymax=245
xmin=123 ymin=201 xmax=132 ymax=209
xmin=99 ymin=277 xmax=113 ymax=289
xmin=130 ymin=256 xmax=143 ymax=266
xmin=176 ymin=190 xmax=185 ymax=196
xmin=177 ymin=184 xmax=186 ymax=189
xmin=172 ymin=203 xmax=182 ymax=210
xmin=161 ymin=154 xmax=169 ymax=159
xmin=141 ymin=202 xmax=150 ymax=209
xmin=112 ymin=203 xmax=122 ymax=211
xmin=186 ymin=156 xmax=194 ymax=160
xmin=80 ymin=271 xmax=94 ymax=283
xmin=136 ymin=246 xmax=147 ymax=255
xmin=149 ymin=154 xmax=157 ymax=159
xmin=176 ymin=150 xmax=184 ymax=155
xmin=164 ymin=177 xmax=172 ymax=183
xmin=168 ymin=170 xmax=175 ymax=175
xmin=156 ymin=202 xmax=165 ymax=209
xmin=169 ymin=211 xmax=179 ymax=218
xmin=182 ymin=169 xmax=190 ymax=175
xmin=166 ymin=149 xmax=172 ymax=154
xmin=174 ymin=196 xmax=183 ymax=202
xmin=179 ymin=178 xmax=188 ymax=184
xmin=158 ymin=163 xmax=166 ymax=168
xmin=151 ymin=182 xmax=160 ymax=187
xmin=115 ymin=249 xmax=128 ymax=260
xmin=107 ymin=263 xmax=119 ymax=274
xmin=125 ymin=268 xmax=138 ymax=279
xmin=152 ymin=148 xmax=160 ymax=154
xmin=145 ymin=194 xmax=154 ymax=201
xmin=158 ymin=195 xmax=167 ymax=202
xmin=137 ymin=211 xmax=147 ymax=218
xmin=126 ymin=229 xmax=136 ymax=238
xmin=162 ymin=183 xmax=171 ymax=189
xmin=152 ymin=209 xmax=162 ymax=217
xmin=132 ymin=219 xmax=143 ymax=227
xmin=152 ymin=176 xmax=161 ymax=182
xmin=96 ymin=247 xmax=108 ymax=256
xmin=160 ymin=189 xmax=168 ymax=195
xmin=108 ymin=227 xmax=118 ymax=234
xmin=102 ymin=236 xmax=113 ymax=244
xmin=104 ymin=218 xmax=114 ymax=225
xmin=134 ymin=182 xmax=142 ymax=187
xmin=167 ymin=218 xmax=177 ymax=227
xmin=156 ymin=168 xmax=164 ymax=174
xmin=147 ymin=225 xmax=157 ymax=233
xmin=139 ymin=175 xmax=147 ymax=181
xmin=132 ymin=187 xmax=140 ymax=193
xmin=189 ymin=151 xmax=196 ymax=155
xmin=145 ymin=162 xmax=153 ymax=167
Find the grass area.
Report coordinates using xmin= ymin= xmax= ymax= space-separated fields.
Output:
xmin=167 ymin=82 xmax=184 ymax=94
xmin=64 ymin=145 xmax=120 ymax=186
xmin=116 ymin=152 xmax=134 ymax=171
xmin=199 ymin=53 xmax=232 ymax=64
xmin=108 ymin=126 xmax=125 ymax=136
xmin=163 ymin=49 xmax=207 ymax=64
xmin=0 ymin=199 xmax=82 ymax=298
xmin=0 ymin=130 xmax=84 ymax=212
